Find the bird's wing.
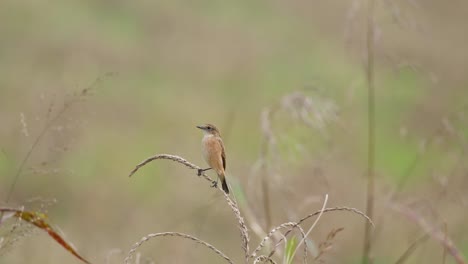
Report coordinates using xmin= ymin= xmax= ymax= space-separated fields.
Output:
xmin=217 ymin=137 xmax=226 ymax=170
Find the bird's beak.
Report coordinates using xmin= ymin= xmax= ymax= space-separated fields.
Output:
xmin=196 ymin=125 xmax=204 ymax=130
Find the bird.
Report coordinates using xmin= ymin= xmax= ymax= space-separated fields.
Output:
xmin=196 ymin=124 xmax=229 ymax=194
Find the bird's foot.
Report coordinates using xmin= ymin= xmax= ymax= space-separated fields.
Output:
xmin=197 ymin=168 xmax=211 ymax=176
xmin=211 ymin=181 xmax=218 ymax=188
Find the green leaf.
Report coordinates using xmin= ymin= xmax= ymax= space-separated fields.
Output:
xmin=284 ymin=236 xmax=298 ymax=264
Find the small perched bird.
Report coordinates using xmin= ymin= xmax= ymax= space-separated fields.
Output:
xmin=196 ymin=124 xmax=229 ymax=194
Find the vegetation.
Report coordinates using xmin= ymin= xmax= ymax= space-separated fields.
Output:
xmin=1 ymin=1 xmax=467 ymax=263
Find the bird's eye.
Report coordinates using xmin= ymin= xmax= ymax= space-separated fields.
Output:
xmin=207 ymin=126 xmax=211 ymax=130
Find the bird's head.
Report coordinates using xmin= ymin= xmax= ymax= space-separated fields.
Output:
xmin=196 ymin=124 xmax=220 ymax=136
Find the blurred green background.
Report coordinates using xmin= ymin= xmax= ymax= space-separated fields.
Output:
xmin=1 ymin=0 xmax=467 ymax=263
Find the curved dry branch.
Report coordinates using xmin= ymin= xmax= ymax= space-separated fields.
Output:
xmin=267 ymin=206 xmax=374 ymax=259
xmin=128 ymin=154 xmax=215 ymax=185
xmin=124 ymin=232 xmax=233 ymax=264
xmin=251 ymin=222 xmax=308 ymax=263
xmin=128 ymin=154 xmax=250 ymax=263
xmin=297 ymin=206 xmax=374 ymax=228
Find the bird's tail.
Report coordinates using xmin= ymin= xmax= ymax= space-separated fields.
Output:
xmin=221 ymin=177 xmax=229 ymax=194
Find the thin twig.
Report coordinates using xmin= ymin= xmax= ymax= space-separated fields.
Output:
xmin=128 ymin=154 xmax=215 ymax=185
xmin=292 ymin=194 xmax=329 ymax=259
xmin=392 ymin=203 xmax=466 ymax=264
xmin=442 ymin=222 xmax=448 ymax=264
xmin=394 ymin=233 xmax=430 ymax=264
xmin=123 ymin=232 xmax=233 ymax=264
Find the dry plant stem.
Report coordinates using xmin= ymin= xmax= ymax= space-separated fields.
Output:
xmin=261 ymin=168 xmax=272 ymax=232
xmin=394 ymin=233 xmax=430 ymax=264
xmin=442 ymin=223 xmax=447 ymax=264
xmin=222 ymin=191 xmax=250 ymax=264
xmin=260 ymin=108 xmax=276 ymax=232
xmin=128 ymin=154 xmax=214 ymax=184
xmin=363 ymin=0 xmax=376 ymax=263
xmin=392 ymin=204 xmax=466 ymax=264
xmin=128 ymin=154 xmax=250 ymax=263
xmin=124 ymin=232 xmax=234 ymax=264
xmin=251 ymin=222 xmax=308 ymax=262
xmin=0 ymin=105 xmax=71 ymax=226
xmin=240 ymin=200 xmax=268 ymax=244
xmin=267 ymin=206 xmax=374 ymax=259
xmin=314 ymin=227 xmax=345 ymax=261
xmin=1 ymin=75 xmax=108 ymax=224
xmin=292 ymin=194 xmax=329 ymax=259
xmin=4 ymin=104 xmax=71 ymax=203
xmin=254 ymin=255 xmax=277 ymax=264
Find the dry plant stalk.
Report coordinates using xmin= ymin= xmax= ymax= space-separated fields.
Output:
xmin=392 ymin=203 xmax=466 ymax=264
xmin=223 ymin=191 xmax=250 ymax=263
xmin=253 ymin=255 xmax=277 ymax=264
xmin=292 ymin=194 xmax=329 ymax=259
xmin=394 ymin=232 xmax=430 ymax=264
xmin=128 ymin=154 xmax=215 ymax=184
xmin=314 ymin=227 xmax=345 ymax=261
xmin=128 ymin=153 xmax=373 ymax=264
xmin=124 ymin=232 xmax=233 ymax=264
xmin=251 ymin=222 xmax=308 ymax=262
xmin=3 ymin=74 xmax=111 ymax=207
xmin=0 ymin=206 xmax=31 ymax=254
xmin=266 ymin=206 xmax=374 ymax=259
xmin=128 ymin=153 xmax=250 ymax=263
xmin=255 ymin=91 xmax=339 ymax=240
xmin=363 ymin=0 xmax=376 ymax=262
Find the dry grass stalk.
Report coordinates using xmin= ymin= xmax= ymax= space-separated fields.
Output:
xmin=128 ymin=154 xmax=371 ymax=264
xmin=442 ymin=222 xmax=448 ymax=264
xmin=251 ymin=222 xmax=308 ymax=262
xmin=123 ymin=232 xmax=233 ymax=264
xmin=363 ymin=0 xmax=376 ymax=262
xmin=128 ymin=154 xmax=215 ymax=184
xmin=256 ymin=91 xmax=339 ymax=233
xmin=222 ymin=191 xmax=250 ymax=263
xmin=3 ymin=74 xmax=110 ymax=207
xmin=253 ymin=255 xmax=277 ymax=264
xmin=296 ymin=207 xmax=374 ymax=227
xmin=128 ymin=153 xmax=250 ymax=263
xmin=391 ymin=203 xmax=466 ymax=264
xmin=267 ymin=206 xmax=374 ymax=259
xmin=314 ymin=227 xmax=345 ymax=262
xmin=292 ymin=194 xmax=329 ymax=259
xmin=0 ymin=206 xmax=32 ymax=255
xmin=394 ymin=232 xmax=430 ymax=264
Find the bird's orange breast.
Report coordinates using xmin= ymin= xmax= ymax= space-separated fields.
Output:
xmin=201 ymin=135 xmax=224 ymax=175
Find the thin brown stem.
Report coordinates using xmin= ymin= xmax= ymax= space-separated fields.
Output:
xmin=392 ymin=204 xmax=466 ymax=264
xmin=394 ymin=233 xmax=430 ymax=264
xmin=124 ymin=232 xmax=234 ymax=264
